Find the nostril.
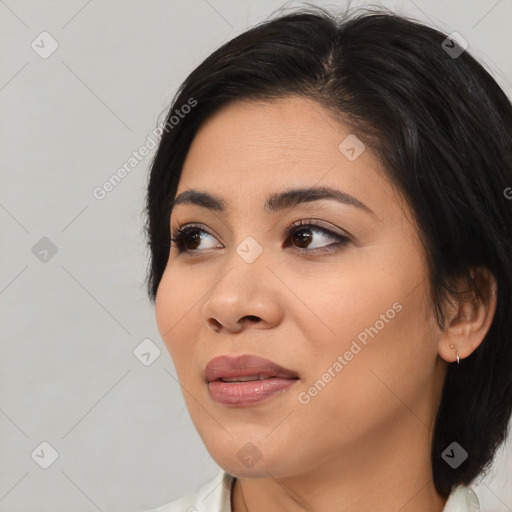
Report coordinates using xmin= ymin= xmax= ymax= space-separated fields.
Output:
xmin=209 ymin=318 xmax=222 ymax=332
xmin=243 ymin=315 xmax=261 ymax=323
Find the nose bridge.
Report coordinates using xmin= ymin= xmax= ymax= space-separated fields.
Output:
xmin=214 ymin=233 xmax=269 ymax=297
xmin=218 ymin=207 xmax=270 ymax=273
xmin=235 ymin=232 xmax=266 ymax=266
xmin=201 ymin=235 xmax=280 ymax=332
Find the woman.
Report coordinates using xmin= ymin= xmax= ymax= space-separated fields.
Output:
xmin=142 ymin=4 xmax=512 ymax=511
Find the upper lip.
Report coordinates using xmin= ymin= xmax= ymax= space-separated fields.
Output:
xmin=204 ymin=354 xmax=299 ymax=382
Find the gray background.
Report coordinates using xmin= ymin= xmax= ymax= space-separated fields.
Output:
xmin=1 ymin=0 xmax=511 ymax=511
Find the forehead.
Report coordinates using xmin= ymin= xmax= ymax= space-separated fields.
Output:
xmin=182 ymin=96 xmax=350 ymax=175
xmin=176 ymin=96 xmax=402 ymax=219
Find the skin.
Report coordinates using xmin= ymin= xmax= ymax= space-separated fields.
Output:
xmin=154 ymin=96 xmax=497 ymax=512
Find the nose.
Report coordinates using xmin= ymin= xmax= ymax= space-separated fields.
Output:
xmin=200 ymin=257 xmax=283 ymax=335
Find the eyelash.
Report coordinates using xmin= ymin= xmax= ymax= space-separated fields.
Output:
xmin=168 ymin=219 xmax=350 ymax=256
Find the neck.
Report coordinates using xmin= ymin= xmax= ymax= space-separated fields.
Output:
xmin=230 ymin=412 xmax=448 ymax=512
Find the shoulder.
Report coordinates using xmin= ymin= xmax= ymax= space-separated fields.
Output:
xmin=141 ymin=469 xmax=235 ymax=512
xmin=443 ymin=485 xmax=480 ymax=512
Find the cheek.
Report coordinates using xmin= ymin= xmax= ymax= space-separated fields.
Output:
xmin=313 ymin=290 xmax=435 ymax=432
xmin=284 ymin=260 xmax=402 ymax=362
xmin=291 ymin=259 xmax=434 ymax=411
xmin=154 ymin=269 xmax=195 ymax=364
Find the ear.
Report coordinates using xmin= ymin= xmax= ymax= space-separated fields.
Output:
xmin=438 ymin=266 xmax=498 ymax=363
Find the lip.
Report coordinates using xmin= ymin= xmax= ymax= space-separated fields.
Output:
xmin=204 ymin=354 xmax=299 ymax=407
xmin=204 ymin=354 xmax=299 ymax=382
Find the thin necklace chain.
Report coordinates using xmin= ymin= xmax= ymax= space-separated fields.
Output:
xmin=238 ymin=479 xmax=250 ymax=512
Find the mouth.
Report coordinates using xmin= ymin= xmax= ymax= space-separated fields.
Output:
xmin=217 ymin=372 xmax=298 ymax=383
xmin=204 ymin=354 xmax=299 ymax=407
xmin=220 ymin=375 xmax=267 ymax=382
xmin=204 ymin=354 xmax=299 ymax=383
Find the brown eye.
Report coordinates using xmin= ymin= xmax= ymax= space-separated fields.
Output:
xmin=286 ymin=221 xmax=350 ymax=254
xmin=170 ymin=226 xmax=220 ymax=253
xmin=182 ymin=230 xmax=202 ymax=250
xmin=291 ymin=227 xmax=313 ymax=249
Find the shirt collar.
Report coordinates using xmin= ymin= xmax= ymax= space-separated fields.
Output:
xmin=442 ymin=484 xmax=480 ymax=511
xmin=193 ymin=470 xmax=480 ymax=512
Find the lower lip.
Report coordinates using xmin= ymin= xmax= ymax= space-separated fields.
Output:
xmin=208 ymin=378 xmax=299 ymax=407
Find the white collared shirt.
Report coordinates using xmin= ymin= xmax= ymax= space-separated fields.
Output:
xmin=143 ymin=469 xmax=481 ymax=512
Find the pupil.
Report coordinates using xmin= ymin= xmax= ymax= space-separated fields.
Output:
xmin=186 ymin=232 xmax=201 ymax=250
xmin=294 ymin=228 xmax=312 ymax=248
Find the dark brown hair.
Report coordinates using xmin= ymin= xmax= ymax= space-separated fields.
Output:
xmin=144 ymin=4 xmax=512 ymax=497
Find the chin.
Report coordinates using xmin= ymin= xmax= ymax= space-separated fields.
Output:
xmin=206 ymin=438 xmax=301 ymax=479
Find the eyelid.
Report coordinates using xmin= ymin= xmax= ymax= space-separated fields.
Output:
xmin=173 ymin=222 xmax=219 ymax=237
xmin=288 ymin=218 xmax=352 ymax=238
xmin=171 ymin=218 xmax=350 ymax=239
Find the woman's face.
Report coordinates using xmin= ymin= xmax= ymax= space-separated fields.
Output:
xmin=155 ymin=96 xmax=447 ymax=478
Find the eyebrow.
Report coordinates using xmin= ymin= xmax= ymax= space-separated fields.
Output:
xmin=169 ymin=186 xmax=375 ymax=216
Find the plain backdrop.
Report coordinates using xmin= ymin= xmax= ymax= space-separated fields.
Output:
xmin=1 ymin=1 xmax=511 ymax=511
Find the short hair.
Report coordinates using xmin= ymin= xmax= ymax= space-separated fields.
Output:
xmin=143 ymin=3 xmax=512 ymax=498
